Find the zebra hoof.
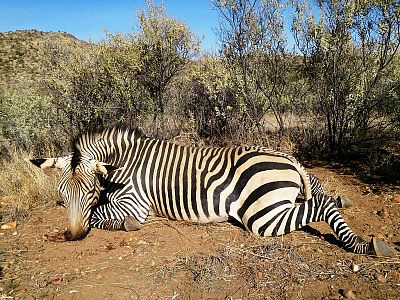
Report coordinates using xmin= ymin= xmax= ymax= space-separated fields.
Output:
xmin=370 ymin=237 xmax=396 ymax=257
xmin=123 ymin=216 xmax=142 ymax=231
xmin=337 ymin=195 xmax=353 ymax=209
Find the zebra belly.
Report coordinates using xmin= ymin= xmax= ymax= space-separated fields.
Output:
xmin=149 ymin=196 xmax=229 ymax=224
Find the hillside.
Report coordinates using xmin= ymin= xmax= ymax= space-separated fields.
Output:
xmin=0 ymin=29 xmax=86 ymax=86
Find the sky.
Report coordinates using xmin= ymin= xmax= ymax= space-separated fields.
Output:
xmin=0 ymin=0 xmax=221 ymax=52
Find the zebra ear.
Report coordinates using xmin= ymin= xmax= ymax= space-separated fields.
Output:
xmin=30 ymin=157 xmax=68 ymax=170
xmin=92 ymin=161 xmax=119 ymax=175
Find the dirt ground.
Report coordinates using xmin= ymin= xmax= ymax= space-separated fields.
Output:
xmin=1 ymin=167 xmax=400 ymax=300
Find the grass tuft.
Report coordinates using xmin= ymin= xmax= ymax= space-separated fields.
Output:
xmin=0 ymin=146 xmax=59 ymax=224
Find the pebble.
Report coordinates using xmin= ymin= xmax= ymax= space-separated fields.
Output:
xmin=1 ymin=221 xmax=17 ymax=230
xmin=137 ymin=240 xmax=148 ymax=245
xmin=377 ymin=207 xmax=389 ymax=218
xmin=12 ymin=231 xmax=18 ymax=236
xmin=389 ymin=271 xmax=400 ymax=282
xmin=375 ymin=273 xmax=386 ymax=283
xmin=392 ymin=194 xmax=400 ymax=203
xmin=351 ymin=263 xmax=359 ymax=272
xmin=342 ymin=289 xmax=356 ymax=299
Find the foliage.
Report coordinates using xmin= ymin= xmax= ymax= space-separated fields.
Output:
xmin=0 ymin=0 xmax=399 ymax=161
xmin=293 ymin=0 xmax=400 ymax=154
xmin=135 ymin=0 xmax=200 ymax=123
xmin=214 ymin=0 xmax=293 ymax=131
xmin=185 ymin=55 xmax=239 ymax=137
xmin=0 ymin=79 xmax=63 ymax=153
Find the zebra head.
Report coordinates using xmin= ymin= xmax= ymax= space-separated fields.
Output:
xmin=30 ymin=156 xmax=117 ymax=240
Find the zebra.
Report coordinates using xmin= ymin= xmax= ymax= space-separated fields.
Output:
xmin=30 ymin=127 xmax=394 ymax=256
xmin=300 ymin=173 xmax=353 ymax=209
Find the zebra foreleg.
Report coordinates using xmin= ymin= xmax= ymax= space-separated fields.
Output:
xmin=90 ymin=216 xmax=142 ymax=232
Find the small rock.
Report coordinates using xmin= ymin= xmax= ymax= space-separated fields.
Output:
xmin=375 ymin=273 xmax=386 ymax=283
xmin=389 ymin=271 xmax=400 ymax=282
xmin=137 ymin=240 xmax=148 ymax=245
xmin=342 ymin=289 xmax=356 ymax=299
xmin=351 ymin=264 xmax=359 ymax=272
xmin=377 ymin=207 xmax=389 ymax=218
xmin=392 ymin=194 xmax=400 ymax=203
xmin=387 ymin=233 xmax=394 ymax=239
xmin=343 ymin=289 xmax=357 ymax=299
xmin=1 ymin=221 xmax=17 ymax=230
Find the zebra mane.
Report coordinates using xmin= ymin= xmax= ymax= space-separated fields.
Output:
xmin=70 ymin=126 xmax=145 ymax=172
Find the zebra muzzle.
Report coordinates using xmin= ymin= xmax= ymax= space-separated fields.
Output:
xmin=64 ymin=228 xmax=88 ymax=241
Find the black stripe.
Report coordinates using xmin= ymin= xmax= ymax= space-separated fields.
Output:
xmin=165 ymin=144 xmax=177 ymax=220
xmin=284 ymin=208 xmax=296 ymax=234
xmin=206 ymin=148 xmax=230 ymax=190
xmin=213 ymin=150 xmax=236 ymax=215
xmin=258 ymin=207 xmax=289 ymax=236
xmin=246 ymin=199 xmax=292 ymax=232
xmin=153 ymin=141 xmax=167 ymax=214
xmin=237 ymin=181 xmax=300 ymax=218
xmin=199 ymin=148 xmax=211 ymax=218
xmin=148 ymin=141 xmax=161 ymax=205
xmin=271 ymin=207 xmax=290 ymax=236
xmin=182 ymin=147 xmax=190 ymax=218
xmin=295 ymin=202 xmax=305 ymax=230
xmin=160 ymin=143 xmax=173 ymax=217
xmin=190 ymin=148 xmax=199 ymax=218
xmin=173 ymin=145 xmax=185 ymax=220
xmin=225 ymin=163 xmax=299 ymax=211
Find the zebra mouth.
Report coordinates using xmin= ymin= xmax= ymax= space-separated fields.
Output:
xmin=64 ymin=228 xmax=89 ymax=241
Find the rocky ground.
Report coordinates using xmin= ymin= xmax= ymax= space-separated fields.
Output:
xmin=1 ymin=167 xmax=399 ymax=300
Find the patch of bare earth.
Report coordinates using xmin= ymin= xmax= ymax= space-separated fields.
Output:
xmin=1 ymin=168 xmax=399 ymax=300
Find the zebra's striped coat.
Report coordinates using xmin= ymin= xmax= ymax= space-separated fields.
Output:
xmin=30 ymin=127 xmax=395 ymax=256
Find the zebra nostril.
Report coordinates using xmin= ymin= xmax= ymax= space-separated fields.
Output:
xmin=64 ymin=229 xmax=87 ymax=241
xmin=64 ymin=230 xmax=74 ymax=241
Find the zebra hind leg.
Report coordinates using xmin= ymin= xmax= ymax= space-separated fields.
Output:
xmin=310 ymin=194 xmax=394 ymax=256
xmin=262 ymin=194 xmax=395 ymax=256
xmin=335 ymin=195 xmax=353 ymax=208
xmin=309 ymin=173 xmax=353 ymax=209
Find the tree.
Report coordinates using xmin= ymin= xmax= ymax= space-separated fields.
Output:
xmin=135 ymin=1 xmax=200 ymax=124
xmin=214 ymin=0 xmax=292 ymax=131
xmin=293 ymin=0 xmax=400 ymax=154
xmin=43 ymin=34 xmax=149 ymax=134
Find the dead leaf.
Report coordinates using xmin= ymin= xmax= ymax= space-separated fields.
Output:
xmin=43 ymin=232 xmax=67 ymax=242
xmin=51 ymin=276 xmax=63 ymax=285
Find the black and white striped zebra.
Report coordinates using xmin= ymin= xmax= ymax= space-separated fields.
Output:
xmin=31 ymin=127 xmax=394 ymax=256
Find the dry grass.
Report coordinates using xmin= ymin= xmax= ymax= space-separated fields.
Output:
xmin=0 ymin=146 xmax=59 ymax=224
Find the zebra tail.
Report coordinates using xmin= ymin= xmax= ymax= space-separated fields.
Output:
xmin=296 ymin=163 xmax=312 ymax=200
